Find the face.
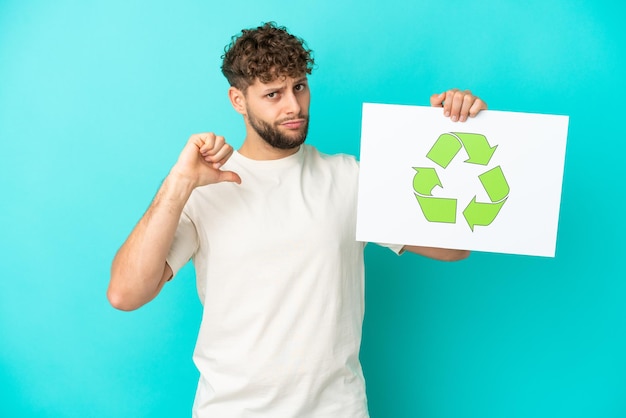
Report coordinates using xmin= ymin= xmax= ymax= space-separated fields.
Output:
xmin=241 ymin=75 xmax=311 ymax=150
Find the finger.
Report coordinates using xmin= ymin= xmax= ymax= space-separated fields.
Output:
xmin=190 ymin=135 xmax=204 ymax=150
xmin=442 ymin=88 xmax=459 ymax=118
xmin=448 ymin=90 xmax=466 ymax=122
xmin=217 ymin=170 xmax=242 ymax=185
xmin=459 ymin=93 xmax=475 ymax=122
xmin=191 ymin=132 xmax=213 ymax=147
xmin=198 ymin=133 xmax=218 ymax=155
xmin=201 ymin=135 xmax=224 ymax=156
xmin=468 ymin=98 xmax=488 ymax=117
xmin=430 ymin=92 xmax=445 ymax=107
xmin=209 ymin=144 xmax=234 ymax=167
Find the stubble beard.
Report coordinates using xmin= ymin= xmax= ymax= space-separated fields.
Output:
xmin=247 ymin=110 xmax=309 ymax=150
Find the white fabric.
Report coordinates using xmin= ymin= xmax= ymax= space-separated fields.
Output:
xmin=167 ymin=144 xmax=402 ymax=417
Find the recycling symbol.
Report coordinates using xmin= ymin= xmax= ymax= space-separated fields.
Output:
xmin=412 ymin=132 xmax=510 ymax=231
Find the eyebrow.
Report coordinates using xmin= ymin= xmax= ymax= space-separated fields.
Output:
xmin=261 ymin=77 xmax=308 ymax=94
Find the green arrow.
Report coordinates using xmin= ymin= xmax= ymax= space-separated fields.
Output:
xmin=454 ymin=132 xmax=497 ymax=165
xmin=412 ymin=167 xmax=442 ymax=196
xmin=426 ymin=133 xmax=462 ymax=168
xmin=478 ymin=166 xmax=510 ymax=202
xmin=463 ymin=197 xmax=507 ymax=231
xmin=415 ymin=194 xmax=457 ymax=223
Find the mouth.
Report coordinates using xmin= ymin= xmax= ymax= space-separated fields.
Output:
xmin=280 ymin=118 xmax=307 ymax=130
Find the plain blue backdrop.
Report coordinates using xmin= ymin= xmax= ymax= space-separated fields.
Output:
xmin=1 ymin=1 xmax=625 ymax=417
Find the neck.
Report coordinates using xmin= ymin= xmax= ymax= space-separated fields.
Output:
xmin=238 ymin=127 xmax=301 ymax=161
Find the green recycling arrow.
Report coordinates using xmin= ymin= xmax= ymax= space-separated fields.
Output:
xmin=463 ymin=197 xmax=507 ymax=231
xmin=412 ymin=167 xmax=442 ymax=196
xmin=454 ymin=133 xmax=497 ymax=165
xmin=426 ymin=132 xmax=497 ymax=168
xmin=414 ymin=132 xmax=509 ymax=231
xmin=415 ymin=194 xmax=457 ymax=223
xmin=426 ymin=133 xmax=462 ymax=168
xmin=412 ymin=166 xmax=457 ymax=222
xmin=462 ymin=166 xmax=509 ymax=231
xmin=478 ymin=166 xmax=510 ymax=202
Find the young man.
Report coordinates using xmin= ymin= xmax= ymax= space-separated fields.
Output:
xmin=109 ymin=22 xmax=486 ymax=417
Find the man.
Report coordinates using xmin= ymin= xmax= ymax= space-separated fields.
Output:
xmin=109 ymin=22 xmax=486 ymax=417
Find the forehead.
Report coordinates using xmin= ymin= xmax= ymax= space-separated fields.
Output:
xmin=249 ymin=74 xmax=308 ymax=90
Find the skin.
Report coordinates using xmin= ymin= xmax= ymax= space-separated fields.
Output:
xmin=229 ymin=75 xmax=311 ymax=160
xmin=108 ymin=133 xmax=240 ymax=310
xmin=108 ymin=76 xmax=486 ymax=311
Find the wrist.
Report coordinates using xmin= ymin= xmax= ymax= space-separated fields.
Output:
xmin=162 ymin=169 xmax=197 ymax=200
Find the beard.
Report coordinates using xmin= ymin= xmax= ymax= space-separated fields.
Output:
xmin=247 ymin=108 xmax=309 ymax=150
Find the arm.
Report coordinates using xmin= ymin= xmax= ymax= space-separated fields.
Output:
xmin=401 ymin=245 xmax=470 ymax=261
xmin=399 ymin=89 xmax=487 ymax=262
xmin=108 ymin=133 xmax=241 ymax=311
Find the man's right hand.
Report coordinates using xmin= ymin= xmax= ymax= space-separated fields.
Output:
xmin=108 ymin=132 xmax=241 ymax=311
xmin=170 ymin=133 xmax=241 ymax=187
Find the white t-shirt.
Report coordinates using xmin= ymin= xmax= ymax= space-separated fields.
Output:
xmin=167 ymin=144 xmax=402 ymax=417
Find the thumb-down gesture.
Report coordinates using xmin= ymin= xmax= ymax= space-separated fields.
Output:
xmin=171 ymin=132 xmax=241 ymax=187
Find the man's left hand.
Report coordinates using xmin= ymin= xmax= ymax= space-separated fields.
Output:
xmin=430 ymin=88 xmax=487 ymax=122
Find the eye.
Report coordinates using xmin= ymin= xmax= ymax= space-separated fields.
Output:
xmin=294 ymin=83 xmax=306 ymax=92
xmin=266 ymin=92 xmax=278 ymax=99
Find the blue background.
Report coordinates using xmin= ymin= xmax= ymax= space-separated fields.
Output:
xmin=1 ymin=1 xmax=624 ymax=417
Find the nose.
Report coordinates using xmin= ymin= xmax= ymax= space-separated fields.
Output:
xmin=283 ymin=91 xmax=301 ymax=116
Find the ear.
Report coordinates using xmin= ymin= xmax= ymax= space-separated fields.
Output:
xmin=228 ymin=86 xmax=247 ymax=115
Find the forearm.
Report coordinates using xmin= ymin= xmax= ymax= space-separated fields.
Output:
xmin=108 ymin=172 xmax=195 ymax=310
xmin=402 ymin=245 xmax=470 ymax=261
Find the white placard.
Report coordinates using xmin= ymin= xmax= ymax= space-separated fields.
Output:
xmin=356 ymin=103 xmax=569 ymax=257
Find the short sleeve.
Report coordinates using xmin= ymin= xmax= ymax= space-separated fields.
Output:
xmin=166 ymin=210 xmax=199 ymax=277
xmin=375 ymin=242 xmax=405 ymax=255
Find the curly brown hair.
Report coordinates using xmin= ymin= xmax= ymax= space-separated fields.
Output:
xmin=221 ymin=22 xmax=315 ymax=91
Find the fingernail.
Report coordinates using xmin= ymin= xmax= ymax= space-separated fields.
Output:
xmin=444 ymin=111 xmax=450 ymax=117
xmin=451 ymin=115 xmax=458 ymax=122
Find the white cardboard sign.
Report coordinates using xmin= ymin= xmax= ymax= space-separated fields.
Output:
xmin=356 ymin=103 xmax=569 ymax=257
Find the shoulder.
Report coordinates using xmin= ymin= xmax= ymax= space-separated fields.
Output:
xmin=302 ymin=145 xmax=359 ymax=173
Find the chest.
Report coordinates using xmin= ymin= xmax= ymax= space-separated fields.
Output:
xmin=193 ymin=165 xmax=359 ymax=262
